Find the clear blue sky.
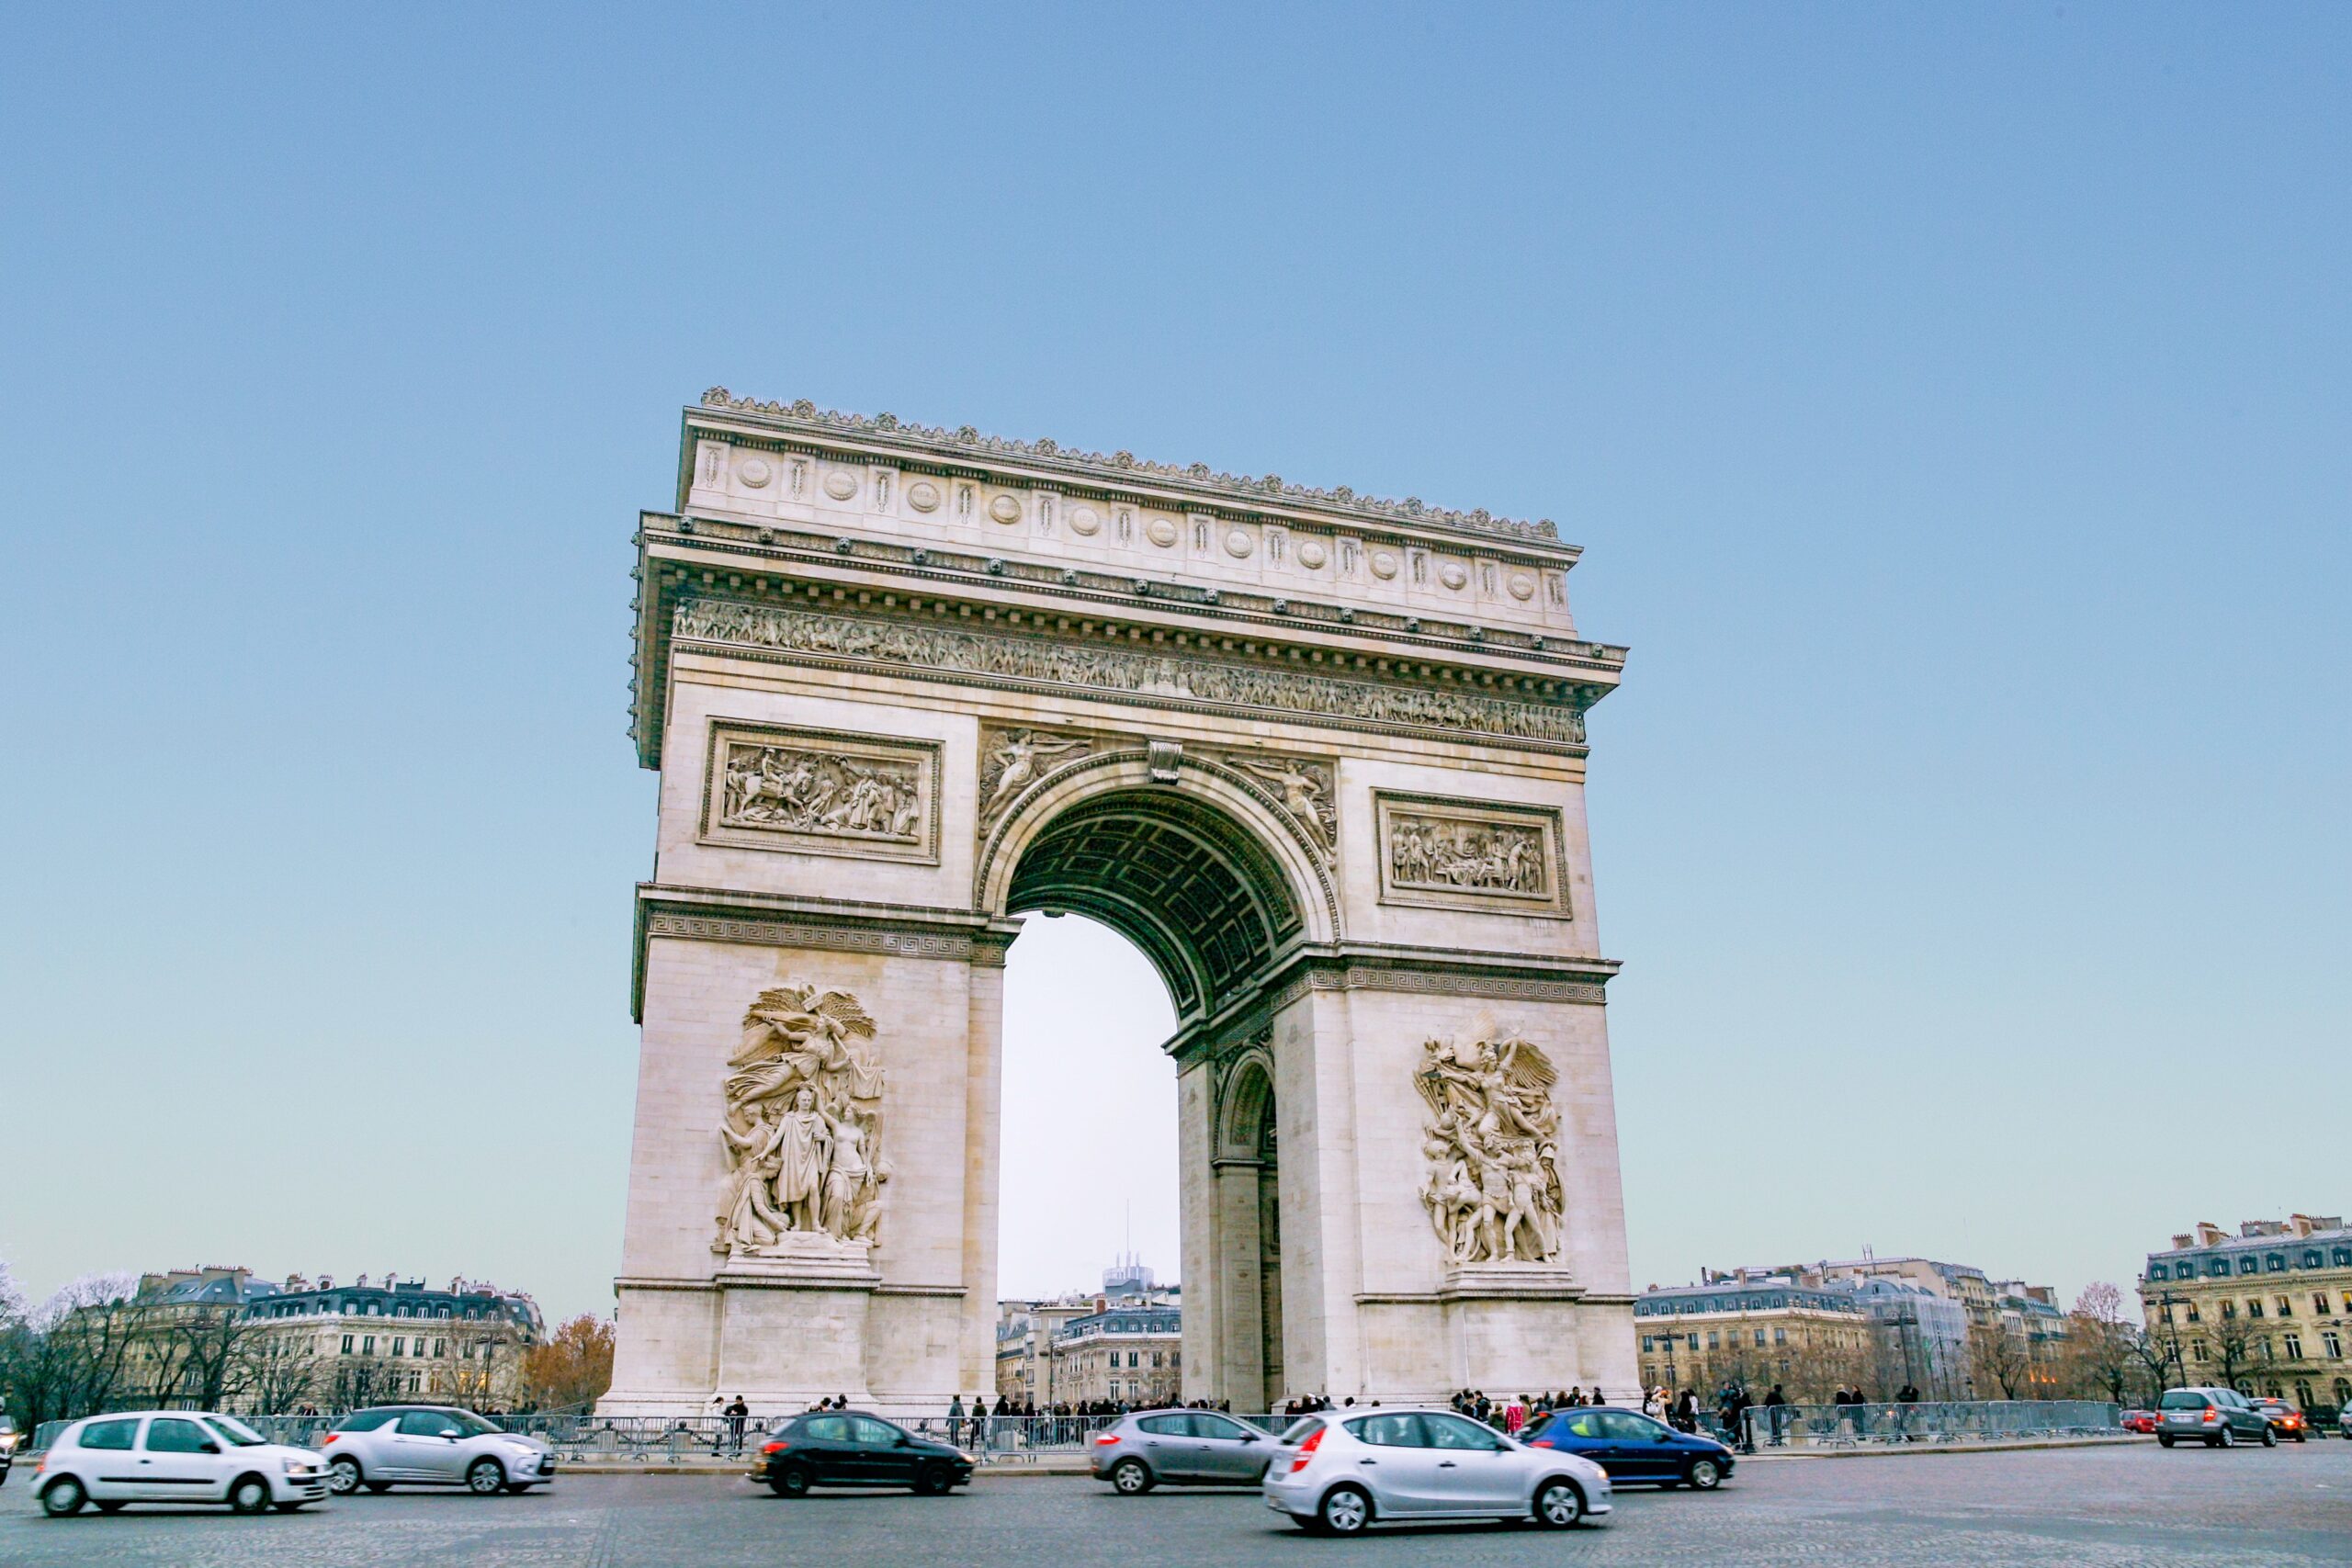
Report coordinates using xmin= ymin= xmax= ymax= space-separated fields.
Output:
xmin=3 ymin=5 xmax=2345 ymax=1324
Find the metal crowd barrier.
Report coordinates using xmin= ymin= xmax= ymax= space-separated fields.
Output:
xmin=1740 ymin=1400 xmax=2121 ymax=1450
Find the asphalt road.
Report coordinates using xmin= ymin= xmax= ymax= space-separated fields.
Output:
xmin=4 ymin=1442 xmax=2350 ymax=1566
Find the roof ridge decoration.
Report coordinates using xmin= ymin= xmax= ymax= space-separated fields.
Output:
xmin=696 ymin=389 xmax=1558 ymax=545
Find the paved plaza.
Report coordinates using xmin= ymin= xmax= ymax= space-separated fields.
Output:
xmin=5 ymin=1444 xmax=2349 ymax=1566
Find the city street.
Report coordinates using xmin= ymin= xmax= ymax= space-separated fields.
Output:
xmin=4 ymin=1443 xmax=2350 ymax=1566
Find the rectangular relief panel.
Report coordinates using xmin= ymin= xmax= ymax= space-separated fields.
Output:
xmin=699 ymin=721 xmax=942 ymax=864
xmin=1374 ymin=791 xmax=1570 ymax=917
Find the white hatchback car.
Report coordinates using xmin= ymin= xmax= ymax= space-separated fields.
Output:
xmin=35 ymin=1411 xmax=330 ymax=1516
xmin=1261 ymin=1407 xmax=1611 ymax=1536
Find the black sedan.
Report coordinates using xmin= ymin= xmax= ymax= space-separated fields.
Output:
xmin=1521 ymin=1405 xmax=1737 ymax=1489
xmin=751 ymin=1411 xmax=974 ymax=1496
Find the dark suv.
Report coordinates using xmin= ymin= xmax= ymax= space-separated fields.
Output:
xmin=2155 ymin=1387 xmax=2276 ymax=1449
xmin=752 ymin=1410 xmax=973 ymax=1496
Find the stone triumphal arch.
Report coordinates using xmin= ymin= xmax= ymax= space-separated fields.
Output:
xmin=604 ymin=391 xmax=1634 ymax=1414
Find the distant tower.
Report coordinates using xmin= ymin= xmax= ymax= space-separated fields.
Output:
xmin=1102 ymin=1251 xmax=1154 ymax=1296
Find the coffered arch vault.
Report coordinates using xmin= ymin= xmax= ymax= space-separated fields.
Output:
xmin=993 ymin=766 xmax=1317 ymax=1028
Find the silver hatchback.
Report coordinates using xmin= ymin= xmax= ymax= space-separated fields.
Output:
xmin=1261 ymin=1407 xmax=1611 ymax=1536
xmin=1092 ymin=1409 xmax=1276 ymax=1491
xmin=322 ymin=1405 xmax=555 ymax=1495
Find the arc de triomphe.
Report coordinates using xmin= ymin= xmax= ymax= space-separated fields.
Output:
xmin=603 ymin=391 xmax=1634 ymax=1414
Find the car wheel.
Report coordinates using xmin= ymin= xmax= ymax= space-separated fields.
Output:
xmin=2157 ymin=1435 xmax=2175 ymax=1448
xmin=230 ymin=1474 xmax=273 ymax=1515
xmin=1532 ymin=1478 xmax=1585 ymax=1529
xmin=328 ymin=1458 xmax=363 ymax=1495
xmin=1317 ymin=1483 xmax=1372 ymax=1536
xmin=1688 ymin=1457 xmax=1724 ymax=1490
xmin=2217 ymin=1426 xmax=2235 ymax=1448
xmin=770 ymin=1463 xmax=812 ymax=1498
xmin=40 ymin=1476 xmax=87 ymax=1517
xmin=467 ymin=1458 xmax=507 ymax=1495
xmin=2259 ymin=1427 xmax=2278 ymax=1449
xmin=1110 ymin=1458 xmax=1153 ymax=1495
xmin=913 ymin=1462 xmax=953 ymax=1496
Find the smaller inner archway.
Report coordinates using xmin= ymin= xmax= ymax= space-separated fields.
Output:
xmin=1214 ymin=1053 xmax=1283 ymax=1412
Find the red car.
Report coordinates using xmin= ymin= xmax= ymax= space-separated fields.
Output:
xmin=2120 ymin=1410 xmax=2158 ymax=1434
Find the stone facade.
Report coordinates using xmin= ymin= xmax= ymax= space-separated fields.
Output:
xmin=2141 ymin=1215 xmax=2352 ymax=1416
xmin=604 ymin=394 xmax=1635 ymax=1416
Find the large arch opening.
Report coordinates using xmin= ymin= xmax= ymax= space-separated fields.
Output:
xmin=993 ymin=782 xmax=1309 ymax=1413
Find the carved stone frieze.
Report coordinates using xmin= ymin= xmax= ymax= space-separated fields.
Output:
xmin=1415 ymin=1023 xmax=1565 ymax=1266
xmin=699 ymin=722 xmax=940 ymax=864
xmin=1374 ymin=792 xmax=1569 ymax=916
xmin=673 ymin=601 xmax=1587 ymax=748
xmin=714 ymin=984 xmax=891 ymax=1261
xmin=978 ymin=724 xmax=1093 ymax=829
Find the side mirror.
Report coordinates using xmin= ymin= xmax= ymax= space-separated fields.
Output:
xmin=198 ymin=1441 xmax=221 ymax=1455
xmin=1240 ymin=1431 xmax=1259 ymax=1443
xmin=440 ymin=1429 xmax=462 ymax=1440
xmin=895 ymin=1433 xmax=911 ymax=1447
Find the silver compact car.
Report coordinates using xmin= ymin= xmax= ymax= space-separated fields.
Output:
xmin=321 ymin=1405 xmax=554 ymax=1495
xmin=1261 ymin=1407 xmax=1611 ymax=1536
xmin=1091 ymin=1409 xmax=1276 ymax=1492
xmin=2155 ymin=1387 xmax=2276 ymax=1450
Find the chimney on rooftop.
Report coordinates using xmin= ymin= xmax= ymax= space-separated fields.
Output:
xmin=2194 ymin=1223 xmax=2224 ymax=1247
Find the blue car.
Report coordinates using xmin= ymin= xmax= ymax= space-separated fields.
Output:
xmin=1521 ymin=1406 xmax=1736 ymax=1490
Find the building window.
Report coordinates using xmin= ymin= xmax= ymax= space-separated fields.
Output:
xmin=1707 ymin=1332 xmax=1719 ymax=1349
xmin=1755 ymin=1330 xmax=1767 ymax=1348
xmin=2240 ymin=1258 xmax=2258 ymax=1276
xmin=1775 ymin=1327 xmax=1788 ymax=1345
xmin=2305 ymin=1251 xmax=2324 ymax=1269
xmin=362 ymin=1336 xmax=376 ymax=1354
xmin=2324 ymin=1333 xmax=2343 ymax=1359
xmin=434 ymin=1338 xmax=447 ymax=1357
xmin=2192 ymin=1342 xmax=2208 ymax=1363
xmin=2334 ymin=1249 xmax=2352 ymax=1268
xmin=2267 ymin=1256 xmax=2286 ymax=1273
xmin=340 ymin=1335 xmax=354 ymax=1354
xmin=2149 ymin=1266 xmax=2168 ymax=1281
xmin=2249 ymin=1301 xmax=2265 ymax=1319
xmin=2284 ymin=1335 xmax=2303 ymax=1359
xmin=391 ymin=1337 xmax=405 ymax=1356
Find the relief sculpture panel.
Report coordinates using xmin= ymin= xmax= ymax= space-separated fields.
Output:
xmin=1374 ymin=791 xmax=1568 ymax=916
xmin=1202 ymin=747 xmax=1337 ymax=863
xmin=1415 ymin=1022 xmax=1566 ymax=1267
xmin=977 ymin=724 xmax=1093 ymax=831
xmin=714 ymin=985 xmax=890 ymax=1260
xmin=700 ymin=722 xmax=940 ymax=863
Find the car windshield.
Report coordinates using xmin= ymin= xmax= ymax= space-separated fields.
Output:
xmin=2158 ymin=1391 xmax=2209 ymax=1410
xmin=442 ymin=1410 xmax=502 ymax=1437
xmin=1278 ymin=1417 xmax=1323 ymax=1445
xmin=205 ymin=1416 xmax=270 ymax=1447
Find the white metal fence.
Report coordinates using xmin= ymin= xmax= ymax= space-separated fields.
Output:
xmin=1741 ymin=1400 xmax=2121 ymax=1450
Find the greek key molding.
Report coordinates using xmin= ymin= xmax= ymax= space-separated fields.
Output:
xmin=671 ymin=599 xmax=1586 ymax=749
xmin=1263 ymin=966 xmax=1610 ymax=1014
xmin=644 ymin=912 xmax=979 ymax=962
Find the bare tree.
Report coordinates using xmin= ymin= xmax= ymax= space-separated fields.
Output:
xmin=240 ymin=1325 xmax=322 ymax=1413
xmin=161 ymin=1305 xmax=268 ymax=1411
xmin=2207 ymin=1313 xmax=2259 ymax=1392
xmin=2062 ymin=1283 xmax=2139 ymax=1405
xmin=1968 ymin=1320 xmax=2031 ymax=1399
xmin=2 ymin=1273 xmax=142 ymax=1429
